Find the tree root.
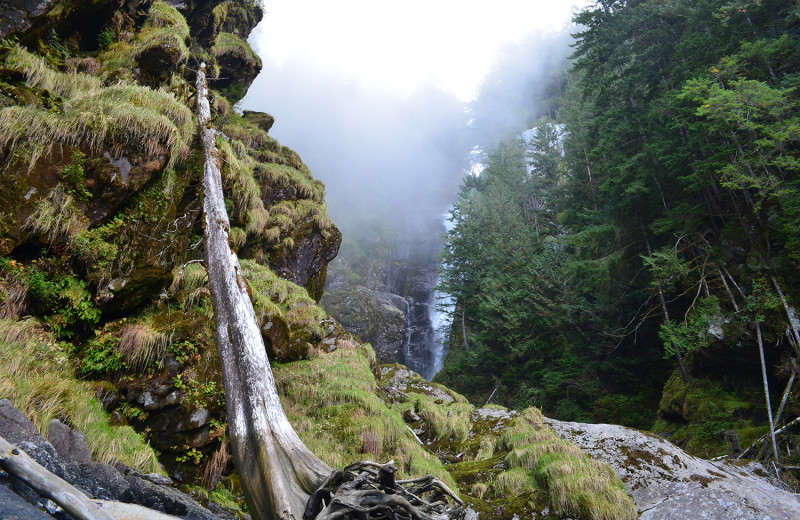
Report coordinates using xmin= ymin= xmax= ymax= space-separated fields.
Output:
xmin=304 ymin=461 xmax=464 ymax=520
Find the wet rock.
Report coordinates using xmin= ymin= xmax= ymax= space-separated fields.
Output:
xmin=0 ymin=484 xmax=52 ymax=520
xmin=269 ymin=223 xmax=342 ymax=302
xmin=71 ymin=461 xmax=130 ymax=500
xmin=122 ymin=473 xmax=217 ymax=520
xmin=0 ymin=399 xmax=43 ymax=446
xmin=546 ymin=418 xmax=800 ymax=520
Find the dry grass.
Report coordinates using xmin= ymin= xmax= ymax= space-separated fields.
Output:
xmin=240 ymin=259 xmax=326 ymax=338
xmin=0 ymin=318 xmax=161 ymax=472
xmin=25 ymin=185 xmax=86 ymax=245
xmin=414 ymin=398 xmax=473 ymax=444
xmin=0 ymin=43 xmax=192 ymax=170
xmin=202 ymin=439 xmax=231 ymax=491
xmin=118 ymin=322 xmax=172 ymax=370
xmin=493 ymin=467 xmax=537 ymax=496
xmin=0 ymin=274 xmax=29 ymax=320
xmin=498 ymin=407 xmax=638 ymax=520
xmin=273 ymin=341 xmax=456 ymax=490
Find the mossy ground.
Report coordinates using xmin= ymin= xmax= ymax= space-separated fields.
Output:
xmin=380 ymin=366 xmax=638 ymax=520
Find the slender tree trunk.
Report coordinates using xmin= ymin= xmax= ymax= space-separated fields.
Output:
xmin=644 ymin=236 xmax=689 ymax=382
xmin=770 ymin=275 xmax=800 ymax=358
xmin=461 ymin=306 xmax=469 ymax=353
xmin=755 ymin=319 xmax=780 ymax=463
xmin=196 ymin=63 xmax=330 ymax=520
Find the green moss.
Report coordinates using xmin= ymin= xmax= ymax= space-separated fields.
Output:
xmin=98 ymin=1 xmax=190 ymax=80
xmin=213 ymin=32 xmax=261 ymax=68
xmin=655 ymin=369 xmax=763 ymax=457
xmin=273 ymin=341 xmax=456 ymax=489
xmin=0 ymin=44 xmax=192 ymax=171
xmin=240 ymin=259 xmax=327 ymax=341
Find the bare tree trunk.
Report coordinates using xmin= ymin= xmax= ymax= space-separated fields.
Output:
xmin=196 ymin=63 xmax=330 ymax=520
xmin=770 ymin=275 xmax=800 ymax=358
xmin=461 ymin=307 xmax=469 ymax=353
xmin=755 ymin=319 xmax=780 ymax=463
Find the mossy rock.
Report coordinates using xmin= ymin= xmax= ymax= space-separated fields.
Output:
xmin=655 ymin=369 xmax=764 ymax=457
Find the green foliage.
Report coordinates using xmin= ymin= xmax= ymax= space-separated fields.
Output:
xmin=440 ymin=0 xmax=800 ymax=462
xmin=81 ymin=332 xmax=123 ymax=375
xmin=0 ymin=258 xmax=100 ymax=339
xmin=58 ymin=151 xmax=92 ymax=202
xmin=97 ymin=29 xmax=115 ymax=51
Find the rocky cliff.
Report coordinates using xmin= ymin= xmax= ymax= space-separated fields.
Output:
xmin=0 ymin=2 xmax=798 ymax=520
xmin=321 ymin=216 xmax=445 ymax=379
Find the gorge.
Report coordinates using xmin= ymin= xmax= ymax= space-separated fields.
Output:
xmin=1 ymin=1 xmax=800 ymax=519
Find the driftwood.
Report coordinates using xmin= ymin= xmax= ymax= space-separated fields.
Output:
xmin=0 ymin=435 xmax=114 ymax=520
xmin=304 ymin=461 xmax=463 ymax=520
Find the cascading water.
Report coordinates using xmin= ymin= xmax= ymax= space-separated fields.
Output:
xmin=403 ymin=296 xmax=413 ymax=364
xmin=429 ymin=288 xmax=454 ymax=380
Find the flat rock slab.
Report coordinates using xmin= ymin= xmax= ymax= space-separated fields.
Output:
xmin=546 ymin=418 xmax=800 ymax=520
xmin=97 ymin=500 xmax=182 ymax=520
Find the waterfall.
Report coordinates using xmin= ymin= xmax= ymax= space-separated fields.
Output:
xmin=429 ymin=288 xmax=454 ymax=380
xmin=403 ymin=296 xmax=413 ymax=365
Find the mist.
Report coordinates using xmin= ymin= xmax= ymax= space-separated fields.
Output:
xmin=241 ymin=59 xmax=470 ymax=235
xmin=240 ymin=25 xmax=577 ymax=249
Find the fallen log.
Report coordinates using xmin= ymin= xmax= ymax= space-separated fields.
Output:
xmin=0 ymin=435 xmax=114 ymax=520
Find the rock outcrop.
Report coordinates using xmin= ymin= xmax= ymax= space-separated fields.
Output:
xmin=321 ymin=216 xmax=445 ymax=377
xmin=547 ymin=417 xmax=800 ymax=519
xmin=0 ymin=399 xmax=229 ymax=519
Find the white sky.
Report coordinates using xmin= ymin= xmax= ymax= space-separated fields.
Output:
xmin=250 ymin=0 xmax=591 ymax=101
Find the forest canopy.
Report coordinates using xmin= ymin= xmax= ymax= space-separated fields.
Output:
xmin=436 ymin=0 xmax=800 ymax=467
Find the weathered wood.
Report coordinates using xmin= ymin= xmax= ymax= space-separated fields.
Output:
xmin=309 ymin=461 xmax=462 ymax=520
xmin=196 ymin=63 xmax=330 ymax=520
xmin=0 ymin=435 xmax=114 ymax=520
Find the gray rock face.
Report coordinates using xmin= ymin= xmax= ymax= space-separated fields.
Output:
xmin=0 ymin=0 xmax=54 ymax=39
xmin=0 ymin=484 xmax=52 ymax=520
xmin=47 ymin=419 xmax=92 ymax=464
xmin=322 ymin=216 xmax=446 ymax=379
xmin=321 ymin=285 xmax=408 ymax=362
xmin=546 ymin=418 xmax=800 ymax=520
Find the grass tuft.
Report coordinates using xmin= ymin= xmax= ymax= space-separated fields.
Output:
xmin=117 ymin=322 xmax=172 ymax=370
xmin=0 ymin=318 xmax=161 ymax=472
xmin=0 ymin=43 xmax=192 ymax=170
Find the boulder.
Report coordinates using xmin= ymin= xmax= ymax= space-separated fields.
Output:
xmin=122 ymin=473 xmax=217 ymax=520
xmin=546 ymin=417 xmax=800 ymax=520
xmin=0 ymin=484 xmax=52 ymax=520
xmin=47 ymin=419 xmax=92 ymax=464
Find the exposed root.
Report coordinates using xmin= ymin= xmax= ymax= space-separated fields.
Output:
xmin=304 ymin=461 xmax=464 ymax=520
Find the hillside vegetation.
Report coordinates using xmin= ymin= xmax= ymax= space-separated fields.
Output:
xmin=437 ymin=0 xmax=800 ymax=485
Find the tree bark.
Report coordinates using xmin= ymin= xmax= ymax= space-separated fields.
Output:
xmin=196 ymin=63 xmax=330 ymax=520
